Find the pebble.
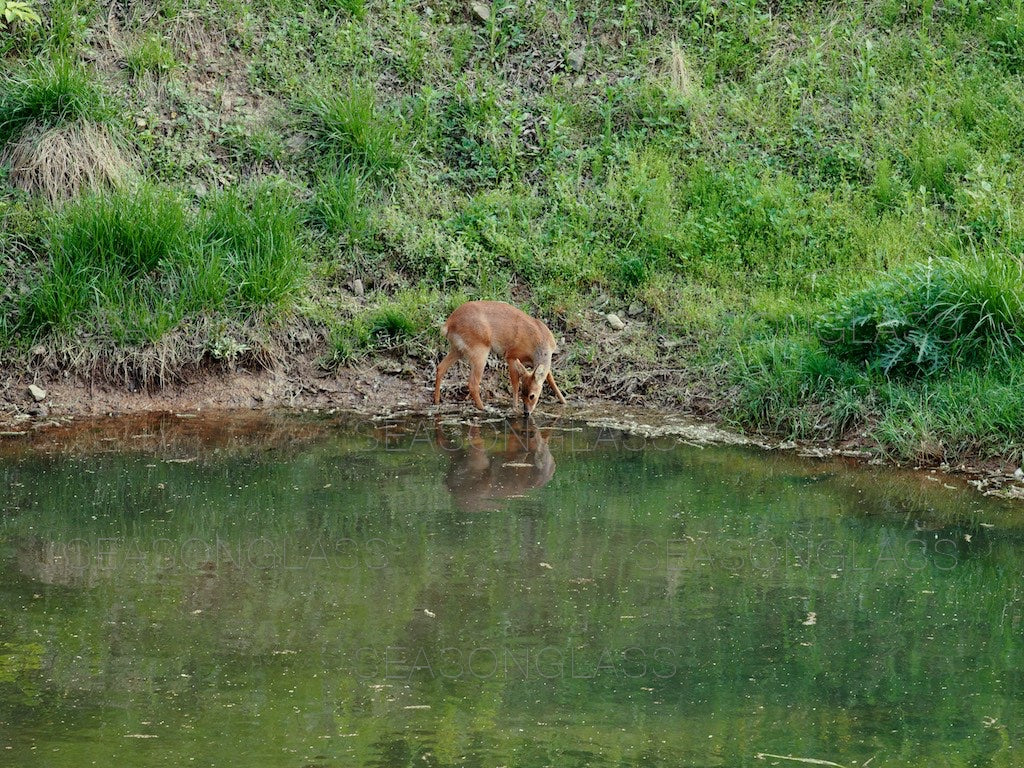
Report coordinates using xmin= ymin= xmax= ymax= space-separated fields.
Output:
xmin=606 ymin=313 xmax=625 ymax=330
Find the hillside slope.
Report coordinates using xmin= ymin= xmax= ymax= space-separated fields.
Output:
xmin=1 ymin=0 xmax=1023 ymax=464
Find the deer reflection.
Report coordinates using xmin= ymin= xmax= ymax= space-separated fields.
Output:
xmin=436 ymin=417 xmax=556 ymax=512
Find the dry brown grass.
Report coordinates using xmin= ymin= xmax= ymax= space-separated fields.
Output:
xmin=668 ymin=40 xmax=698 ymax=102
xmin=5 ymin=120 xmax=134 ymax=203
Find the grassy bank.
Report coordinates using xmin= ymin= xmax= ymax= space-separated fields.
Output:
xmin=1 ymin=0 xmax=1023 ymax=464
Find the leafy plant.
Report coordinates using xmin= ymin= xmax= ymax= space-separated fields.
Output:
xmin=1 ymin=0 xmax=41 ymax=28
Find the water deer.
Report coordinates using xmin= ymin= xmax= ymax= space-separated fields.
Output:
xmin=433 ymin=300 xmax=567 ymax=414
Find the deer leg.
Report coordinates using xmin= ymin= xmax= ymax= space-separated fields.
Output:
xmin=546 ymin=371 xmax=567 ymax=404
xmin=467 ymin=349 xmax=488 ymax=410
xmin=507 ymin=356 xmax=521 ymax=411
xmin=434 ymin=349 xmax=461 ymax=405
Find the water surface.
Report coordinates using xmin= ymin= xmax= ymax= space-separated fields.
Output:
xmin=1 ymin=412 xmax=1021 ymax=766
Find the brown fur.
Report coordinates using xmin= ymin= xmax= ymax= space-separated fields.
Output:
xmin=433 ymin=300 xmax=567 ymax=413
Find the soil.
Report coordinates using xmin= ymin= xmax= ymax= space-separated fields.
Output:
xmin=1 ymin=355 xmax=1022 ymax=502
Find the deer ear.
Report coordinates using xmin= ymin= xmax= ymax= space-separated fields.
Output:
xmin=534 ymin=364 xmax=547 ymax=378
xmin=512 ymin=359 xmax=527 ymax=375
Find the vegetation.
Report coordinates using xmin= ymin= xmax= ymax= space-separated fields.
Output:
xmin=1 ymin=0 xmax=1024 ymax=464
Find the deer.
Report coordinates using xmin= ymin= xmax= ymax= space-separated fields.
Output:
xmin=433 ymin=300 xmax=567 ymax=415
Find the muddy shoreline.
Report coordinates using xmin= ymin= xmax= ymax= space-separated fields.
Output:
xmin=1 ymin=361 xmax=1022 ymax=503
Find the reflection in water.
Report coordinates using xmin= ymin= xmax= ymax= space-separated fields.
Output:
xmin=437 ymin=417 xmax=556 ymax=512
xmin=0 ymin=413 xmax=1023 ymax=767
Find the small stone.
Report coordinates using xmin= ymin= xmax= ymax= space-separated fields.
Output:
xmin=30 ymin=345 xmax=46 ymax=357
xmin=779 ymin=440 xmax=797 ymax=450
xmin=471 ymin=1 xmax=490 ymax=21
xmin=28 ymin=384 xmax=47 ymax=402
xmin=352 ymin=278 xmax=365 ymax=297
xmin=567 ymin=45 xmax=585 ymax=71
xmin=1015 ymin=467 xmax=1024 ymax=481
xmin=627 ymin=302 xmax=644 ymax=316
xmin=606 ymin=313 xmax=625 ymax=330
xmin=135 ymin=117 xmax=147 ymax=129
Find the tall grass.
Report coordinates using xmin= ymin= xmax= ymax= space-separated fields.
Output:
xmin=311 ymin=167 xmax=370 ymax=242
xmin=301 ymin=83 xmax=404 ymax=178
xmin=819 ymin=256 xmax=1024 ymax=377
xmin=19 ymin=184 xmax=306 ymax=343
xmin=202 ymin=183 xmax=306 ymax=308
xmin=0 ymin=57 xmax=109 ymax=146
xmin=22 ymin=186 xmax=190 ymax=336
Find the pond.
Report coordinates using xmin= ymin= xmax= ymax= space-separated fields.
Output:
xmin=0 ymin=412 xmax=1021 ymax=767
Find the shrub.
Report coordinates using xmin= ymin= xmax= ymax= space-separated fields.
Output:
xmin=818 ymin=255 xmax=1024 ymax=377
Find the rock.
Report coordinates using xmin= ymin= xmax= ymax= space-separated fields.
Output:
xmin=606 ymin=313 xmax=625 ymax=330
xmin=352 ymin=278 xmax=365 ymax=297
xmin=471 ymin=1 xmax=490 ymax=22
xmin=567 ymin=45 xmax=586 ymax=71
xmin=28 ymin=384 xmax=47 ymax=402
xmin=30 ymin=345 xmax=46 ymax=357
xmin=627 ymin=302 xmax=644 ymax=316
xmin=1015 ymin=467 xmax=1024 ymax=481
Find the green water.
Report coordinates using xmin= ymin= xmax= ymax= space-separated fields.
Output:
xmin=1 ymin=413 xmax=1022 ymax=767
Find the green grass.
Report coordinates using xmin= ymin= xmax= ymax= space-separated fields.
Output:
xmin=21 ymin=186 xmax=190 ymax=337
xmin=202 ymin=182 xmax=307 ymax=308
xmin=311 ymin=167 xmax=370 ymax=243
xmin=17 ymin=184 xmax=306 ymax=344
xmin=2 ymin=0 xmax=1024 ymax=462
xmin=0 ymin=55 xmax=109 ymax=145
xmin=819 ymin=255 xmax=1024 ymax=377
xmin=125 ymin=33 xmax=178 ymax=79
xmin=300 ymin=82 xmax=404 ymax=178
